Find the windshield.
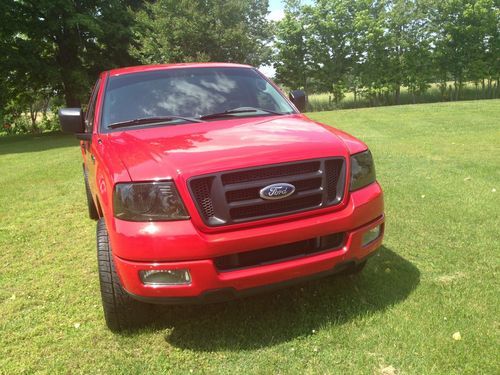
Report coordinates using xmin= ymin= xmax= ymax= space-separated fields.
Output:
xmin=101 ymin=67 xmax=295 ymax=131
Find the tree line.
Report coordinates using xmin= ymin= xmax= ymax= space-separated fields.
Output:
xmin=274 ymin=0 xmax=499 ymax=105
xmin=0 ymin=0 xmax=498 ymax=134
xmin=0 ymin=0 xmax=272 ymax=133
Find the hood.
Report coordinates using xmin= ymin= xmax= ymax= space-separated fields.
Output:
xmin=105 ymin=114 xmax=355 ymax=182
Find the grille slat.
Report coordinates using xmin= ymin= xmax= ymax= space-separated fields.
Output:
xmin=188 ymin=158 xmax=346 ymax=226
xmin=223 ymin=171 xmax=323 ymax=192
xmin=214 ymin=232 xmax=345 ymax=271
xmin=227 ymin=188 xmax=323 ymax=209
xmin=226 ymin=179 xmax=323 ymax=204
xmin=230 ymin=194 xmax=323 ymax=220
xmin=221 ymin=161 xmax=320 ymax=185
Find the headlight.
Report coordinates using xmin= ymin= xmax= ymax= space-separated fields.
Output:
xmin=350 ymin=150 xmax=376 ymax=191
xmin=113 ymin=181 xmax=189 ymax=221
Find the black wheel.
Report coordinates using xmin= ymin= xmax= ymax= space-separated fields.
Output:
xmin=97 ymin=218 xmax=151 ymax=332
xmin=83 ymin=165 xmax=99 ymax=220
xmin=341 ymin=260 xmax=367 ymax=275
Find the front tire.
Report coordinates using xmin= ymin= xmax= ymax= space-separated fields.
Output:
xmin=97 ymin=218 xmax=150 ymax=332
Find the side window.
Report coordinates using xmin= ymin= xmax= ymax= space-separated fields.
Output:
xmin=85 ymin=79 xmax=100 ymax=133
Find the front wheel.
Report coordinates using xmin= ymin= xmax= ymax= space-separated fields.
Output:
xmin=97 ymin=218 xmax=151 ymax=332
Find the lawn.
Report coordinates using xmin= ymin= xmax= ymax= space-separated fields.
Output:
xmin=307 ymin=82 xmax=499 ymax=112
xmin=1 ymin=100 xmax=499 ymax=374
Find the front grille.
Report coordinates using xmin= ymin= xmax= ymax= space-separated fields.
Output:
xmin=188 ymin=158 xmax=346 ymax=226
xmin=221 ymin=161 xmax=320 ymax=185
xmin=230 ymin=195 xmax=323 ymax=220
xmin=214 ymin=232 xmax=345 ymax=272
xmin=190 ymin=177 xmax=215 ymax=220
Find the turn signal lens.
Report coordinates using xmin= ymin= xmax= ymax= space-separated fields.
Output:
xmin=350 ymin=150 xmax=376 ymax=191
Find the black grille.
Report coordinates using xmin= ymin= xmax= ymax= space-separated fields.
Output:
xmin=188 ymin=158 xmax=346 ymax=226
xmin=325 ymin=159 xmax=344 ymax=200
xmin=226 ymin=188 xmax=259 ymax=202
xmin=221 ymin=161 xmax=320 ymax=185
xmin=225 ymin=178 xmax=322 ymax=203
xmin=230 ymin=195 xmax=323 ymax=220
xmin=190 ymin=178 xmax=215 ymax=220
xmin=214 ymin=232 xmax=345 ymax=271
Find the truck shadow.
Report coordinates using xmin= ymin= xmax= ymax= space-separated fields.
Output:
xmin=0 ymin=132 xmax=78 ymax=155
xmin=129 ymin=246 xmax=419 ymax=350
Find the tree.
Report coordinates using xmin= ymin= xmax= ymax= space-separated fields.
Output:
xmin=385 ymin=0 xmax=433 ymax=104
xmin=351 ymin=0 xmax=392 ymax=105
xmin=1 ymin=0 xmax=137 ymax=107
xmin=308 ymin=0 xmax=359 ymax=102
xmin=130 ymin=0 xmax=272 ymax=67
xmin=429 ymin=0 xmax=499 ymax=100
xmin=459 ymin=0 xmax=499 ymax=97
xmin=273 ymin=0 xmax=311 ymax=90
xmin=273 ymin=0 xmax=499 ymax=106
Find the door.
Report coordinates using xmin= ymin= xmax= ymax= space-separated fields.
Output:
xmin=83 ymin=79 xmax=100 ymax=198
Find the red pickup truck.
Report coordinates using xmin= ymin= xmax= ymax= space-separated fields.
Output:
xmin=59 ymin=63 xmax=384 ymax=331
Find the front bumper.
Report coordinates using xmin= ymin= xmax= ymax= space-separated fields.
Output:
xmin=110 ymin=182 xmax=384 ymax=302
xmin=128 ymin=255 xmax=378 ymax=304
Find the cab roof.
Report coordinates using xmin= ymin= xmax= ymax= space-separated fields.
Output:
xmin=105 ymin=62 xmax=254 ymax=77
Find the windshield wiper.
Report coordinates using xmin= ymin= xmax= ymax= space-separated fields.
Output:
xmin=108 ymin=115 xmax=205 ymax=129
xmin=199 ymin=107 xmax=287 ymax=121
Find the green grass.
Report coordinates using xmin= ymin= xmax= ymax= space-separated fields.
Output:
xmin=1 ymin=100 xmax=499 ymax=374
xmin=307 ymin=82 xmax=500 ymax=112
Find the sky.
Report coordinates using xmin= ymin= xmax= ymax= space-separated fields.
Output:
xmin=267 ymin=0 xmax=313 ymax=20
xmin=259 ymin=0 xmax=286 ymax=77
xmin=267 ymin=0 xmax=286 ymax=22
xmin=260 ymin=0 xmax=312 ymax=77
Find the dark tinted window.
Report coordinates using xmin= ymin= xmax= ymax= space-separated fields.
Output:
xmin=101 ymin=67 xmax=294 ymax=130
xmin=85 ymin=79 xmax=100 ymax=133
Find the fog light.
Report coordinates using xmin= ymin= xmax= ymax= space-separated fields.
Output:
xmin=139 ymin=269 xmax=191 ymax=286
xmin=362 ymin=225 xmax=381 ymax=246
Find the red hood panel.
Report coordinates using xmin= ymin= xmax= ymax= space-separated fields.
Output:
xmin=106 ymin=114 xmax=351 ymax=182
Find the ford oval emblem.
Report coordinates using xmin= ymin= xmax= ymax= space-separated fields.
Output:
xmin=259 ymin=183 xmax=296 ymax=200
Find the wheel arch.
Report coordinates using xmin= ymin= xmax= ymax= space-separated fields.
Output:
xmin=95 ymin=196 xmax=104 ymax=217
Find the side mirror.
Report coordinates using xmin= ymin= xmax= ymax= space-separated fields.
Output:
xmin=59 ymin=108 xmax=90 ymax=140
xmin=289 ymin=90 xmax=307 ymax=112
xmin=59 ymin=108 xmax=84 ymax=133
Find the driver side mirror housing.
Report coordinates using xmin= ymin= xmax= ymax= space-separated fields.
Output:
xmin=289 ymin=90 xmax=307 ymax=112
xmin=59 ymin=108 xmax=84 ymax=133
xmin=59 ymin=108 xmax=91 ymax=140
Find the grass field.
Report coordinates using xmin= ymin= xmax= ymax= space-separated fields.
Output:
xmin=1 ymin=100 xmax=499 ymax=374
xmin=307 ymin=82 xmax=499 ymax=112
